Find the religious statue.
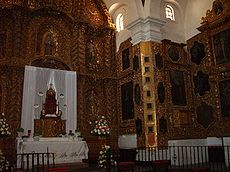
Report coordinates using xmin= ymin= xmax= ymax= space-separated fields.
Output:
xmin=41 ymin=83 xmax=62 ymax=118
xmin=44 ymin=33 xmax=54 ymax=56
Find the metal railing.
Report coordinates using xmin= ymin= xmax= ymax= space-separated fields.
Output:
xmin=105 ymin=146 xmax=230 ymax=172
xmin=16 ymin=152 xmax=55 ymax=172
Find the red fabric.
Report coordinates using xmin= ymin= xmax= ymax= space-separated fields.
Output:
xmin=48 ymin=167 xmax=70 ymax=172
xmin=192 ymin=168 xmax=209 ymax=172
xmin=118 ymin=161 xmax=135 ymax=171
xmin=153 ymin=160 xmax=170 ymax=166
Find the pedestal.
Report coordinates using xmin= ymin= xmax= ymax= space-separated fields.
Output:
xmin=34 ymin=118 xmax=66 ymax=137
xmin=98 ymin=136 xmax=108 ymax=146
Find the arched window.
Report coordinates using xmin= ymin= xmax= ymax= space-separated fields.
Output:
xmin=116 ymin=13 xmax=124 ymax=32
xmin=165 ymin=5 xmax=175 ymax=21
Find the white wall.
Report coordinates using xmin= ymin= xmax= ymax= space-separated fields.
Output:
xmin=184 ymin=0 xmax=214 ymax=40
xmin=104 ymin=0 xmax=214 ymax=45
xmin=159 ymin=0 xmax=187 ymax=43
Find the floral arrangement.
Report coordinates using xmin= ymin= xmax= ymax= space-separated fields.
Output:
xmin=98 ymin=145 xmax=117 ymax=168
xmin=0 ymin=149 xmax=11 ymax=171
xmin=0 ymin=113 xmax=11 ymax=136
xmin=90 ymin=115 xmax=110 ymax=137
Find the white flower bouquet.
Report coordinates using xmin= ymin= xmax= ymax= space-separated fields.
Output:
xmin=90 ymin=116 xmax=110 ymax=137
xmin=98 ymin=145 xmax=117 ymax=168
xmin=0 ymin=113 xmax=11 ymax=136
xmin=0 ymin=149 xmax=10 ymax=171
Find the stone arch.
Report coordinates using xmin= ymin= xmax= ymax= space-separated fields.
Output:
xmin=109 ymin=3 xmax=128 ymax=26
xmin=31 ymin=58 xmax=70 ymax=71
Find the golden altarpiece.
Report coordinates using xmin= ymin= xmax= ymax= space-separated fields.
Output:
xmin=0 ymin=0 xmax=117 ymax=162
xmin=117 ymin=0 xmax=230 ymax=147
xmin=0 ymin=0 xmax=229 ymax=164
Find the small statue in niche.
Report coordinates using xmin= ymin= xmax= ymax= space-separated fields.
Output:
xmin=44 ymin=33 xmax=54 ymax=55
xmin=41 ymin=83 xmax=62 ymax=118
xmin=193 ymin=71 xmax=210 ymax=96
xmin=159 ymin=116 xmax=167 ymax=134
xmin=190 ymin=41 xmax=205 ymax=65
xmin=133 ymin=54 xmax=139 ymax=71
xmin=157 ymin=82 xmax=165 ymax=103
xmin=88 ymin=90 xmax=97 ymax=115
xmin=87 ymin=40 xmax=99 ymax=69
xmin=135 ymin=117 xmax=142 ymax=135
xmin=134 ymin=84 xmax=141 ymax=105
xmin=155 ymin=52 xmax=163 ymax=69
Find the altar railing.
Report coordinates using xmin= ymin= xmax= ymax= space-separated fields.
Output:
xmin=16 ymin=152 xmax=55 ymax=172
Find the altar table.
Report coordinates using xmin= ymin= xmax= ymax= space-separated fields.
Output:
xmin=17 ymin=138 xmax=89 ymax=165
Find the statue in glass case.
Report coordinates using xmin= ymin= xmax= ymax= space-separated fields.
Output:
xmin=41 ymin=83 xmax=62 ymax=118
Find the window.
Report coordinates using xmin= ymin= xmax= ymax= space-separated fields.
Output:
xmin=165 ymin=5 xmax=175 ymax=21
xmin=116 ymin=13 xmax=124 ymax=32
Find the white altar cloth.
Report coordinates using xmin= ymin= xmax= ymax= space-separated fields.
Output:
xmin=17 ymin=138 xmax=88 ymax=165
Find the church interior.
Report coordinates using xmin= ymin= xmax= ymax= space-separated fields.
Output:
xmin=0 ymin=0 xmax=229 ymax=171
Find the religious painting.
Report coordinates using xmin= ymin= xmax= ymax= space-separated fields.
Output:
xmin=155 ymin=52 xmax=163 ymax=69
xmin=168 ymin=46 xmax=180 ymax=62
xmin=133 ymin=54 xmax=139 ymax=71
xmin=190 ymin=41 xmax=206 ymax=65
xmin=193 ymin=71 xmax=210 ymax=96
xmin=197 ymin=102 xmax=214 ymax=128
xmin=173 ymin=110 xmax=191 ymax=126
xmin=147 ymin=133 xmax=155 ymax=146
xmin=213 ymin=0 xmax=223 ymax=15
xmin=0 ymin=33 xmax=5 ymax=56
xmin=213 ymin=29 xmax=230 ymax=64
xmin=170 ymin=70 xmax=187 ymax=106
xmin=121 ymin=81 xmax=134 ymax=120
xmin=219 ymin=79 xmax=230 ymax=117
xmin=134 ymin=84 xmax=141 ymax=105
xmin=122 ymin=48 xmax=130 ymax=70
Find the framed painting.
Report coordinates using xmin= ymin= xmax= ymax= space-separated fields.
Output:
xmin=170 ymin=70 xmax=187 ymax=106
xmin=121 ymin=81 xmax=134 ymax=120
xmin=213 ymin=28 xmax=230 ymax=64
xmin=219 ymin=79 xmax=230 ymax=117
xmin=122 ymin=48 xmax=130 ymax=70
